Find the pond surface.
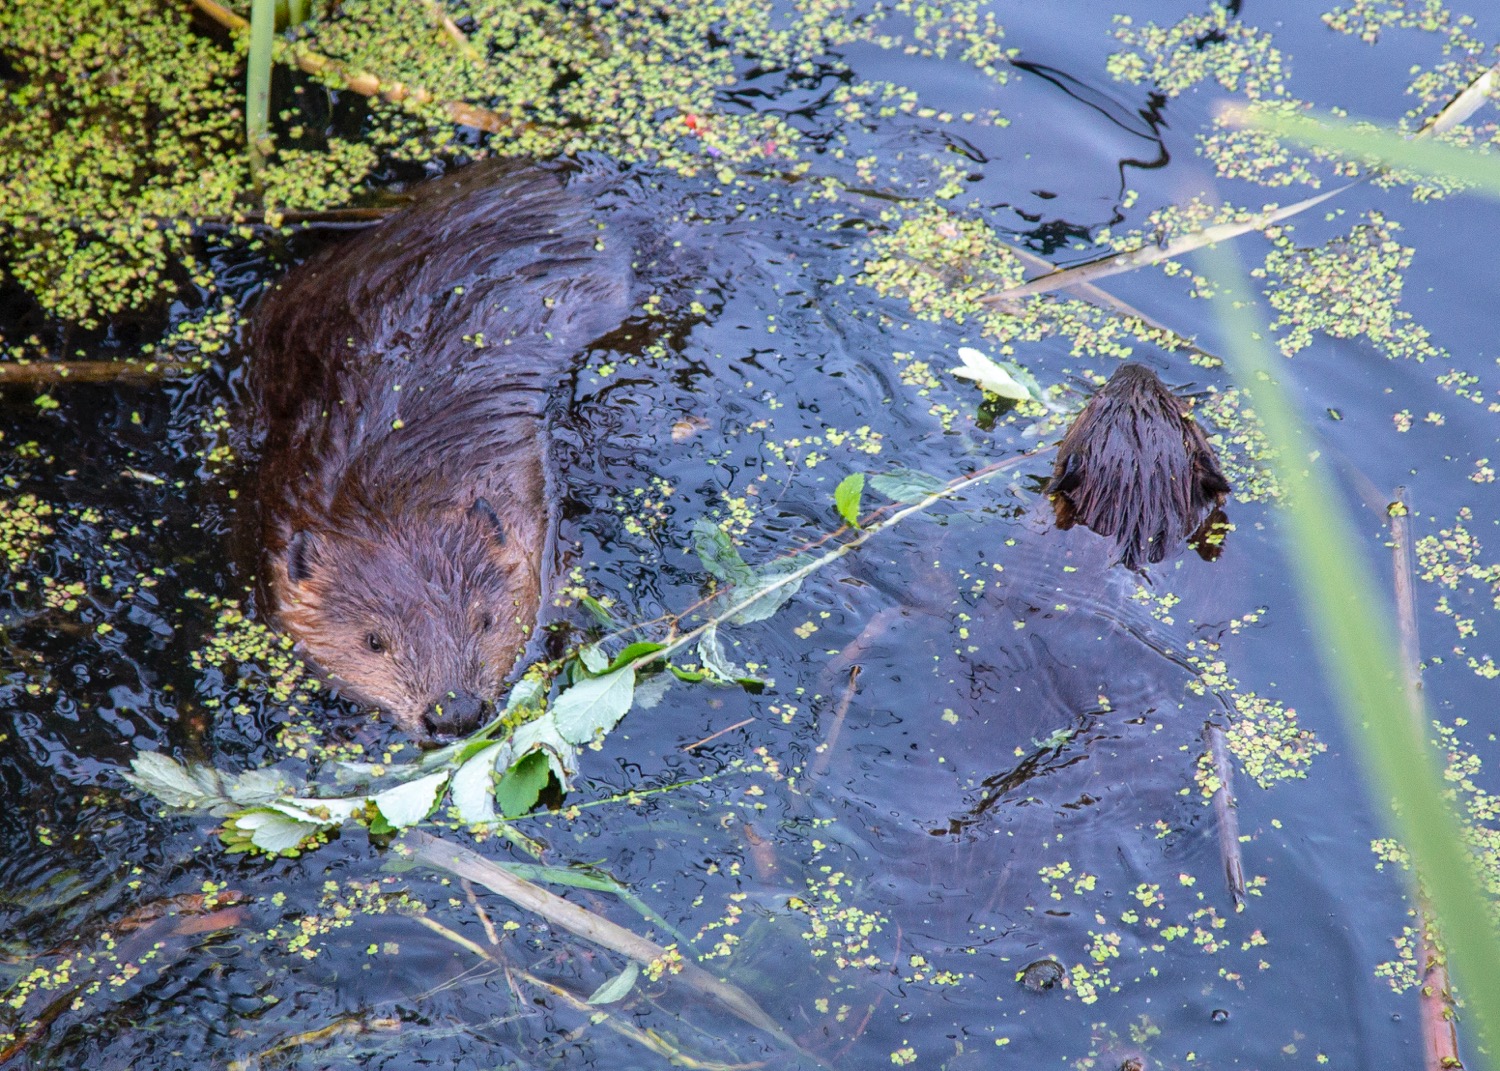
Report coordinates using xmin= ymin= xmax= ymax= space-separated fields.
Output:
xmin=3 ymin=1 xmax=1499 ymax=1068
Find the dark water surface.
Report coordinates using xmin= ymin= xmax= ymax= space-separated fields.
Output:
xmin=3 ymin=2 xmax=1498 ymax=1068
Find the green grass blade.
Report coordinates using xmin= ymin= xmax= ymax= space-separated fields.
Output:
xmin=246 ymin=0 xmax=276 ymax=172
xmin=1200 ymin=239 xmax=1500 ymax=1062
xmin=1227 ymin=105 xmax=1500 ymax=195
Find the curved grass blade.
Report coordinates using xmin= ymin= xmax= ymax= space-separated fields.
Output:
xmin=1227 ymin=106 xmax=1500 ymax=196
xmin=1200 ymin=239 xmax=1500 ymax=1060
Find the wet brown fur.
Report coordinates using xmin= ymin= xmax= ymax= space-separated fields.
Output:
xmin=1046 ymin=363 xmax=1231 ymax=570
xmin=250 ymin=159 xmax=651 ymax=740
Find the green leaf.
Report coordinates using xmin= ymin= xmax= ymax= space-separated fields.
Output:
xmin=692 ymin=517 xmax=753 ymax=585
xmin=1237 ymin=105 xmax=1500 ymax=195
xmin=587 ymin=963 xmax=640 ymax=1005
xmin=669 ymin=665 xmax=707 ymax=683
xmin=835 ymin=472 xmax=865 ymax=528
xmin=230 ymin=808 xmax=322 ymax=855
xmin=246 ymin=0 xmax=276 ymax=168
xmin=496 ymin=750 xmax=553 ymax=818
xmin=505 ymin=677 xmax=546 ymax=715
xmin=606 ymin=641 xmax=668 ymax=672
xmin=230 ymin=768 xmax=295 ymax=805
xmin=730 ymin=555 xmax=808 ymax=625
xmin=508 ymin=718 xmax=579 ymax=788
xmin=124 ymin=752 xmax=224 ymax=809
xmin=870 ymin=468 xmax=947 ymax=503
xmin=370 ymin=771 xmax=450 ymax=829
xmin=552 ymin=666 xmax=636 ymax=744
xmin=580 ymin=642 xmax=609 ymax=674
xmin=451 ymin=742 xmax=503 ymax=824
xmin=579 ymin=594 xmax=616 ymax=625
xmin=505 ymin=862 xmax=625 ymax=893
xmin=950 ymin=346 xmax=1034 ymax=400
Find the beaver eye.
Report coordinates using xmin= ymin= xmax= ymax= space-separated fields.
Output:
xmin=480 ymin=613 xmax=494 ymax=633
xmin=366 ymin=632 xmax=386 ymax=654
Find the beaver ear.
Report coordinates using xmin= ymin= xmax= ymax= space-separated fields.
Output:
xmin=287 ymin=530 xmax=315 ymax=584
xmin=470 ymin=497 xmax=507 ymax=546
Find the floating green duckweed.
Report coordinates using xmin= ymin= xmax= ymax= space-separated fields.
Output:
xmin=861 ymin=204 xmax=1190 ymax=362
xmin=0 ymin=494 xmax=54 ymax=573
xmin=1415 ymin=509 xmax=1500 ymax=678
xmin=1256 ymin=214 xmax=1446 ymax=362
xmin=1108 ymin=9 xmax=1289 ymax=101
xmin=788 ymin=869 xmax=887 ymax=971
xmin=1173 ymin=610 xmax=1325 ymax=789
xmin=184 ymin=592 xmax=383 ymax=760
xmin=3 ymin=0 xmax=1022 ymax=325
xmin=1195 ymin=388 xmax=1282 ymax=504
xmin=1372 ymin=717 xmax=1500 ymax=990
xmin=0 ymin=0 xmax=373 ymax=326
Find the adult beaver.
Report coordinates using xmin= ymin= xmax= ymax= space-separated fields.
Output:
xmin=248 ymin=159 xmax=663 ymax=741
xmin=1046 ymin=363 xmax=1231 ymax=570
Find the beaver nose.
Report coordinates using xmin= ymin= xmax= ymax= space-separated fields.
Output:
xmin=422 ymin=692 xmax=488 ymax=741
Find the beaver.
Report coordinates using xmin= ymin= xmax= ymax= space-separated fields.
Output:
xmin=248 ymin=159 xmax=657 ymax=741
xmin=1046 ymin=363 xmax=1231 ymax=570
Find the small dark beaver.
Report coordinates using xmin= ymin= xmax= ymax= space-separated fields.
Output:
xmin=249 ymin=159 xmax=653 ymax=741
xmin=1046 ymin=363 xmax=1231 ymax=570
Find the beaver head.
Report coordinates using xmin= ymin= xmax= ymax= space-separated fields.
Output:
xmin=1046 ymin=363 xmax=1231 ymax=570
xmin=268 ymin=497 xmax=538 ymax=741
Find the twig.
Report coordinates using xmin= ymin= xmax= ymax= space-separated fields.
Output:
xmin=401 ymin=830 xmax=803 ymax=1053
xmin=979 ymin=183 xmax=1356 ymax=305
xmin=683 ymin=717 xmax=755 ymax=752
xmin=412 ymin=913 xmax=497 ymax=962
xmin=998 ymin=240 xmax=1227 ymax=365
xmin=226 ymin=1014 xmax=402 ymax=1071
xmin=510 ymin=967 xmax=764 ymax=1070
xmin=0 ymin=360 xmax=193 ymax=386
xmin=459 ymin=877 xmax=503 ymax=946
xmin=420 ymin=0 xmax=483 ymax=64
xmin=631 ymin=452 xmax=1040 ymax=678
xmin=806 ymin=665 xmax=860 ymax=788
xmin=982 ymin=58 xmax=1500 ymax=311
xmin=1202 ymin=722 xmax=1247 ymax=909
xmin=1421 ymin=60 xmax=1500 ymax=137
xmin=1390 ymin=489 xmax=1463 ymax=1071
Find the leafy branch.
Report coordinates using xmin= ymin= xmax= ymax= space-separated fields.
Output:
xmin=126 ymin=446 xmax=1042 ymax=859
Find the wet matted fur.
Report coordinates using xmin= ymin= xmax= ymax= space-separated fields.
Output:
xmin=1046 ymin=363 xmax=1231 ymax=570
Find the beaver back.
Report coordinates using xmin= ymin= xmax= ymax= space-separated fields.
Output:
xmin=1046 ymin=363 xmax=1231 ymax=570
xmin=250 ymin=159 xmax=649 ymax=740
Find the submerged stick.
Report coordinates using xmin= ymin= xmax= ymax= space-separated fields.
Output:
xmin=0 ymin=360 xmax=191 ymax=386
xmin=1390 ymin=491 xmax=1462 ymax=1071
xmin=401 ymin=830 xmax=800 ymax=1051
xmin=999 ymin=240 xmax=1227 ymax=365
xmin=1203 ymin=722 xmax=1247 ymax=909
xmin=806 ymin=665 xmax=861 ymax=789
